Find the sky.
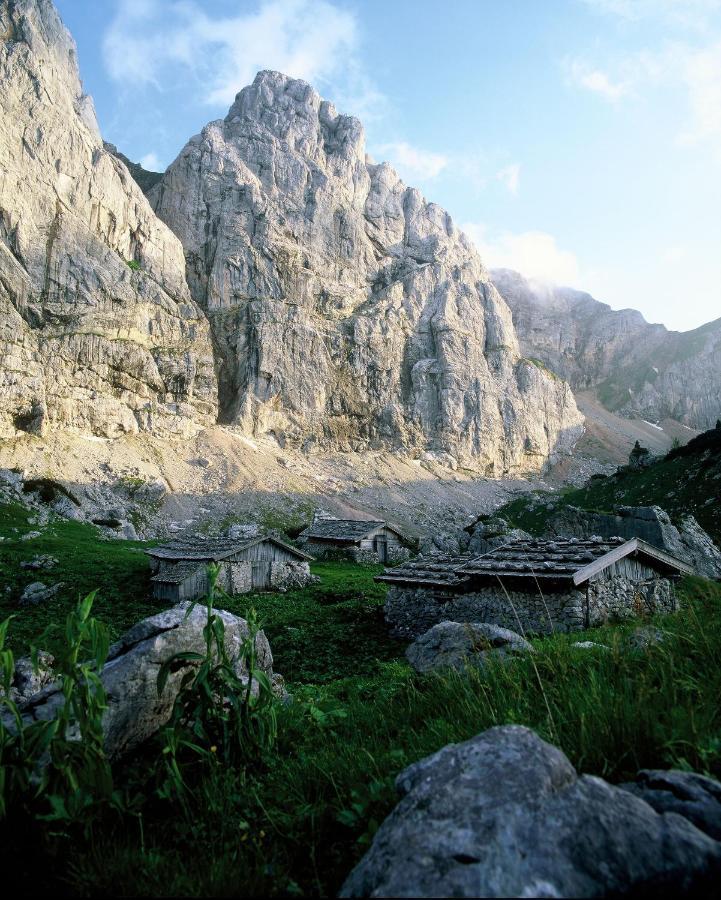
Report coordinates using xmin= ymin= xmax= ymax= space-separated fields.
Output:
xmin=54 ymin=0 xmax=721 ymax=332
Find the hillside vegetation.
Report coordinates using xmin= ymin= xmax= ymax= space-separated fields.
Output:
xmin=1 ymin=496 xmax=721 ymax=895
xmin=499 ymin=424 xmax=721 ymax=544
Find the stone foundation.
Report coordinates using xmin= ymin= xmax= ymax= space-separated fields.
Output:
xmin=385 ymin=575 xmax=676 ymax=639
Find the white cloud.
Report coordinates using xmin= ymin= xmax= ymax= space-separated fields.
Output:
xmin=496 ymin=163 xmax=521 ymax=195
xmin=138 ymin=151 xmax=162 ymax=170
xmin=103 ymin=0 xmax=373 ymax=112
xmin=663 ymin=245 xmax=687 ymax=262
xmin=565 ymin=59 xmax=629 ymax=100
xmin=582 ymin=0 xmax=721 ymax=30
xmin=376 ymin=142 xmax=449 ymax=180
xmin=677 ymin=39 xmax=721 ymax=148
xmin=461 ymin=223 xmax=582 ymax=285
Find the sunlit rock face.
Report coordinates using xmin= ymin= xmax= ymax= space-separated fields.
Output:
xmin=151 ymin=71 xmax=582 ymax=472
xmin=0 ymin=0 xmax=217 ymax=439
xmin=493 ymin=268 xmax=721 ymax=431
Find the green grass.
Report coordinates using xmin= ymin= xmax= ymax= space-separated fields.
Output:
xmin=31 ymin=575 xmax=721 ymax=898
xmin=2 ymin=499 xmax=721 ymax=896
xmin=0 ymin=501 xmax=158 ymax=655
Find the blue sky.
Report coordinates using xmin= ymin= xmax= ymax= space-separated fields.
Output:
xmin=55 ymin=0 xmax=721 ymax=331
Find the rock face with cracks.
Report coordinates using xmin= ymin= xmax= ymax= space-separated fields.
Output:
xmin=340 ymin=725 xmax=721 ymax=898
xmin=0 ymin=0 xmax=217 ymax=440
xmin=150 ymin=70 xmax=583 ymax=473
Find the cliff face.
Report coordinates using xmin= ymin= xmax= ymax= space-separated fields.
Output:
xmin=150 ymin=72 xmax=582 ymax=472
xmin=0 ymin=0 xmax=217 ymax=439
xmin=492 ymin=269 xmax=721 ymax=430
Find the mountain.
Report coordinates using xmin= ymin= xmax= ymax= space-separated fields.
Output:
xmin=492 ymin=268 xmax=721 ymax=430
xmin=0 ymin=0 xmax=217 ymax=440
xmin=147 ymin=71 xmax=582 ymax=473
xmin=0 ymin=1 xmax=582 ymax=475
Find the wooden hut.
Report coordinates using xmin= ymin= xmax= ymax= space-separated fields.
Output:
xmin=298 ymin=515 xmax=408 ymax=563
xmin=379 ymin=536 xmax=694 ymax=638
xmin=147 ymin=535 xmax=313 ymax=602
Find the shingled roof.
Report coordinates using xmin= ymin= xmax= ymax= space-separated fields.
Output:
xmin=146 ymin=534 xmax=312 ymax=562
xmin=376 ymin=537 xmax=693 ymax=589
xmin=150 ymin=561 xmax=204 ymax=584
xmin=300 ymin=519 xmax=398 ymax=543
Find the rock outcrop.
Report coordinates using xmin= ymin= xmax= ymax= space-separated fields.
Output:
xmin=340 ymin=725 xmax=721 ymax=898
xmin=547 ymin=504 xmax=721 ymax=580
xmin=492 ymin=268 xmax=721 ymax=431
xmin=0 ymin=0 xmax=217 ymax=439
xmin=150 ymin=71 xmax=583 ymax=472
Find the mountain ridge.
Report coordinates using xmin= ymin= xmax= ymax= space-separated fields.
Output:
xmin=491 ymin=268 xmax=721 ymax=430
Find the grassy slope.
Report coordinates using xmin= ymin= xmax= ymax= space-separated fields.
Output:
xmin=2 ymin=500 xmax=721 ymax=896
xmin=498 ymin=434 xmax=721 ymax=544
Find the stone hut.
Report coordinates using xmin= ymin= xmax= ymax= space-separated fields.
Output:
xmin=379 ymin=537 xmax=693 ymax=639
xmin=298 ymin=514 xmax=409 ymax=564
xmin=147 ymin=535 xmax=314 ymax=602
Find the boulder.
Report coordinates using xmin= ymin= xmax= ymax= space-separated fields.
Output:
xmin=418 ymin=528 xmax=470 ymax=557
xmin=21 ymin=555 xmax=58 ymax=570
xmin=12 ymin=602 xmax=277 ymax=760
xmin=619 ymin=770 xmax=721 ymax=842
xmin=19 ymin=582 xmax=64 ymax=606
xmin=340 ymin=725 xmax=721 ymax=898
xmin=467 ymin=516 xmax=532 ymax=554
xmin=405 ymin=621 xmax=535 ymax=674
xmin=8 ymin=651 xmax=55 ymax=703
xmin=627 ymin=625 xmax=665 ymax=652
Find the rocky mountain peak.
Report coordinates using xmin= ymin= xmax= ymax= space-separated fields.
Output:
xmin=149 ymin=70 xmax=582 ymax=471
xmin=224 ymin=70 xmax=366 ymax=166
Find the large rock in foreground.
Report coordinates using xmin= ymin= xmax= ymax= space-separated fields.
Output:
xmin=13 ymin=602 xmax=276 ymax=759
xmin=340 ymin=725 xmax=721 ymax=898
xmin=151 ymin=70 xmax=583 ymax=473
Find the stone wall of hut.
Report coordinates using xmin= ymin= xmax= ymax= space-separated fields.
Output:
xmin=304 ymin=541 xmax=410 ymax=564
xmin=270 ymin=561 xmax=313 ymax=591
xmin=588 ymin=572 xmax=676 ymax=624
xmin=384 ymin=570 xmax=676 ymax=638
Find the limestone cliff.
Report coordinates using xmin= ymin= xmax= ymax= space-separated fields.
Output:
xmin=0 ymin=0 xmax=217 ymax=438
xmin=492 ymin=269 xmax=721 ymax=430
xmin=150 ymin=72 xmax=582 ymax=472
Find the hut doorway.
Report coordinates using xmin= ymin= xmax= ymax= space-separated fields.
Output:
xmin=374 ymin=535 xmax=388 ymax=563
xmin=252 ymin=560 xmax=272 ymax=590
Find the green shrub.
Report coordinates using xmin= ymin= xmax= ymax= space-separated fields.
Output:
xmin=126 ymin=260 xmax=141 ymax=271
xmin=0 ymin=592 xmax=122 ymax=832
xmin=157 ymin=565 xmax=278 ymax=805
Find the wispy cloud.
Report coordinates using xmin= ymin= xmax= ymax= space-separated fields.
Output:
xmin=376 ymin=142 xmax=449 ymax=180
xmin=371 ymin=144 xmax=521 ymax=197
xmin=495 ymin=163 xmax=521 ymax=195
xmin=138 ymin=151 xmax=162 ymax=170
xmin=564 ymin=59 xmax=629 ymax=100
xmin=461 ymin=223 xmax=581 ymax=285
xmin=582 ymin=0 xmax=721 ymax=30
xmin=677 ymin=39 xmax=721 ymax=148
xmin=103 ymin=0 xmax=378 ymax=113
